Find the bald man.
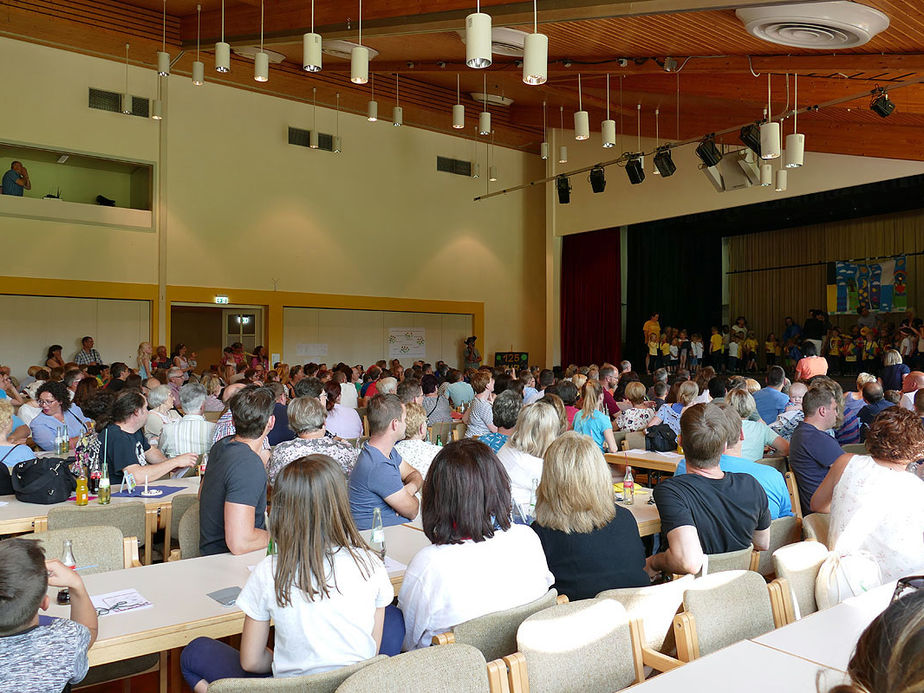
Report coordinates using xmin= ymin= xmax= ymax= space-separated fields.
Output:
xmin=900 ymin=371 xmax=924 ymax=411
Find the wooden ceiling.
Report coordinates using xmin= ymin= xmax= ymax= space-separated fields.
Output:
xmin=5 ymin=0 xmax=924 ymax=159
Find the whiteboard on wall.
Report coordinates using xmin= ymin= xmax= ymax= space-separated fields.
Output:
xmin=388 ymin=328 xmax=426 ymax=358
xmin=283 ymin=308 xmax=470 ymax=368
xmin=0 ymin=296 xmax=150 ymax=381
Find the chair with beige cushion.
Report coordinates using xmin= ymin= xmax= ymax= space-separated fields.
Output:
xmin=840 ymin=443 xmax=866 ymax=455
xmin=596 ymin=574 xmax=694 ymax=655
xmin=754 ymin=456 xmax=788 ymax=475
xmin=46 ymin=500 xmax=149 ymax=563
xmin=169 ymin=493 xmax=199 ymax=547
xmin=785 ymin=472 xmax=802 ymax=521
xmin=802 ymin=512 xmax=830 ymax=548
xmin=432 ymin=589 xmax=562 ymax=661
xmin=703 ymin=544 xmax=758 ymax=575
xmin=209 ymin=656 xmax=387 ymax=692
xmin=177 ymin=500 xmax=201 ymax=560
xmin=772 ymin=541 xmax=830 ymax=620
xmin=336 ymin=643 xmax=495 ymax=693
xmin=756 ymin=515 xmax=803 ymax=577
xmin=673 ymin=570 xmax=793 ymax=662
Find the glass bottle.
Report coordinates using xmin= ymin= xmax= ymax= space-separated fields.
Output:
xmin=56 ymin=539 xmax=76 ymax=605
xmin=370 ymin=507 xmax=386 ymax=560
xmin=87 ymin=453 xmax=101 ymax=495
xmin=528 ymin=477 xmax=539 ymax=519
xmin=75 ymin=475 xmax=88 ymax=506
xmin=623 ymin=466 xmax=635 ymax=505
xmin=98 ymin=459 xmax=111 ymax=505
xmin=56 ymin=425 xmax=69 ymax=456
xmin=436 ymin=435 xmax=443 ymax=447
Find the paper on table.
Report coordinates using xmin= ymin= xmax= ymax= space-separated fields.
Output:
xmin=91 ymin=588 xmax=152 ymax=616
xmin=0 ymin=501 xmax=7 ymax=507
xmin=384 ymin=556 xmax=406 ymax=573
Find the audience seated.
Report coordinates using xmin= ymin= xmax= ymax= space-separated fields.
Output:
xmin=144 ymin=384 xmax=180 ymax=442
xmin=29 ymin=381 xmax=90 ymax=452
xmin=199 ymin=374 xmax=225 ymax=412
xmin=0 ymin=400 xmax=35 ymax=469
xmin=348 ymin=394 xmax=422 ymax=530
xmin=599 ymin=366 xmax=620 ymax=417
xmin=159 ymin=383 xmax=216 ymax=460
xmin=789 ymin=385 xmax=846 ymax=516
xmin=396 ymin=378 xmax=423 ymax=406
xmin=647 ymin=403 xmax=771 ymax=577
xmin=323 ymin=381 xmax=363 ymax=439
xmin=646 ymin=380 xmax=698 ymax=436
xmin=421 ymin=374 xmax=452 ymax=426
xmin=572 ymin=380 xmax=618 ymax=453
xmin=769 ymin=382 xmax=808 ymax=441
xmin=445 ymin=369 xmax=474 ymax=408
xmin=479 ymin=389 xmax=521 ymax=453
xmin=879 ymin=349 xmax=910 ymax=392
xmin=394 ymin=403 xmax=440 ymax=478
xmin=531 ymin=432 xmax=649 ymax=600
xmin=837 ymin=373 xmax=877 ymax=444
xmin=398 ymin=439 xmax=553 ymax=650
xmin=752 ymin=366 xmax=789 ymax=424
xmin=726 ymin=389 xmax=789 ymax=462
xmin=794 ymin=341 xmax=828 ymax=381
xmin=211 ymin=382 xmax=247 ymax=445
xmin=496 ymin=399 xmax=562 ymax=511
xmin=182 ymin=455 xmax=395 ymax=691
xmin=675 ymin=402 xmax=792 ymax=519
xmin=899 ymin=371 xmax=924 ymax=411
xmin=811 ymin=407 xmax=924 ymax=582
xmin=199 ymin=386 xmax=272 ymax=556
xmin=268 ymin=397 xmax=358 ymax=483
xmin=555 ymin=380 xmax=580 ymax=428
xmin=462 ymin=371 xmax=496 ymax=438
xmin=614 ymin=382 xmax=655 ymax=432
xmin=856 ymin=381 xmax=894 ymax=441
xmin=264 ymin=382 xmax=294 ymax=446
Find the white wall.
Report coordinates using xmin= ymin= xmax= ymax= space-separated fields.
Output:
xmin=0 ymin=296 xmax=150 ymax=380
xmin=283 ymin=307 xmax=471 ymax=368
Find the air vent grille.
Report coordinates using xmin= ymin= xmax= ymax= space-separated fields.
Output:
xmin=437 ymin=156 xmax=472 ymax=177
xmin=736 ymin=2 xmax=890 ymax=49
xmin=88 ymin=88 xmax=149 ymax=118
xmin=288 ymin=127 xmax=334 ymax=152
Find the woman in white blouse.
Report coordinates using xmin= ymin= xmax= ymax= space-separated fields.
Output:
xmin=496 ymin=399 xmax=564 ymax=511
xmin=394 ymin=403 xmax=441 ymax=478
xmin=811 ymin=406 xmax=924 ymax=583
xmin=398 ymin=439 xmax=554 ymax=650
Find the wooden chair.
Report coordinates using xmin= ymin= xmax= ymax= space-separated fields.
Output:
xmin=168 ymin=500 xmax=201 ymax=561
xmin=772 ymin=540 xmax=830 ymax=620
xmin=432 ymin=589 xmax=565 ymax=661
xmin=802 ymin=512 xmax=831 ymax=548
xmin=702 ymin=544 xmax=759 ymax=576
xmin=506 ymin=598 xmax=681 ymax=693
xmin=208 ymin=656 xmax=387 ymax=692
xmin=336 ymin=643 xmax=506 ymax=693
xmin=596 ymin=574 xmax=695 ymax=656
xmin=840 ymin=443 xmax=866 ymax=454
xmin=756 ymin=515 xmax=803 ymax=577
xmin=46 ymin=502 xmax=149 ymax=564
xmin=755 ymin=456 xmax=788 ymax=475
xmin=672 ymin=570 xmax=794 ymax=662
xmin=203 ymin=411 xmax=223 ymax=423
xmin=785 ymin=471 xmax=803 ymax=521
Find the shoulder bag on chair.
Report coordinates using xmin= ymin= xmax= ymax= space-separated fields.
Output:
xmin=815 ymin=551 xmax=882 ymax=610
xmin=11 ymin=458 xmax=77 ymax=504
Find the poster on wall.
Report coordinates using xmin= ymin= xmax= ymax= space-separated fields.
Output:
xmin=388 ymin=328 xmax=426 ymax=358
xmin=834 ymin=255 xmax=907 ymax=314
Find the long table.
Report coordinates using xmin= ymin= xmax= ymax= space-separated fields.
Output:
xmin=606 ymin=449 xmax=683 ymax=474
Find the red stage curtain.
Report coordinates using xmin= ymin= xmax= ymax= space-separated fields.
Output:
xmin=560 ymin=227 xmax=621 ymax=367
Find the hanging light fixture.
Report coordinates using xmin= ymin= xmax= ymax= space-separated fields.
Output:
xmin=334 ymin=93 xmax=342 ymax=153
xmin=367 ymin=73 xmax=378 ymax=121
xmin=522 ymin=0 xmax=547 ymax=85
xmin=151 ymin=96 xmax=163 ymax=120
xmin=574 ymin=74 xmax=589 ymax=140
xmin=157 ymin=0 xmax=170 ymax=76
xmin=558 ymin=106 xmax=568 ymax=163
xmin=775 ymin=167 xmax=788 ymax=192
xmin=351 ymin=0 xmax=369 ymax=84
xmin=254 ymin=0 xmax=269 ymax=82
xmin=488 ymin=132 xmax=497 ymax=181
xmin=393 ymin=73 xmax=403 ymax=126
xmin=465 ymin=0 xmax=492 ymax=69
xmin=122 ymin=43 xmax=132 ymax=114
xmin=215 ymin=0 xmax=230 ymax=72
xmin=636 ymin=103 xmax=644 ymax=170
xmin=192 ymin=4 xmax=205 ymax=85
xmin=760 ymin=163 xmax=772 ymax=186
xmin=602 ymin=74 xmax=616 ymax=148
xmin=478 ymin=75 xmax=491 ymax=135
xmin=303 ymin=0 xmax=322 ymax=72
xmin=540 ymin=101 xmax=549 ymax=159
xmin=310 ymin=87 xmax=319 ymax=148
xmin=785 ymin=74 xmax=805 ymax=168
xmin=760 ymin=74 xmax=781 ymax=159
xmin=652 ymin=107 xmax=661 ymax=174
xmin=452 ymin=74 xmax=465 ymax=129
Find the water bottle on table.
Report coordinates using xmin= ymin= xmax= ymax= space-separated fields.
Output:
xmin=370 ymin=507 xmax=386 ymax=560
xmin=56 ymin=539 xmax=77 ymax=605
xmin=623 ymin=466 xmax=635 ymax=505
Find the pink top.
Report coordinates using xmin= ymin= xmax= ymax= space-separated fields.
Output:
xmin=795 ymin=356 xmax=828 ymax=381
xmin=565 ymin=406 xmax=579 ymax=428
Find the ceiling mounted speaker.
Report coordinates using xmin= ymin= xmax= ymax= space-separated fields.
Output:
xmin=736 ymin=2 xmax=889 ymax=49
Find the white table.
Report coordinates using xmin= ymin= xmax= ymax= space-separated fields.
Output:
xmin=628 ymin=640 xmax=848 ymax=691
xmin=751 ymin=580 xmax=895 ymax=672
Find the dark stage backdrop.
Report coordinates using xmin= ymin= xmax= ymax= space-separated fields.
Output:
xmin=561 ymin=227 xmax=621 ymax=366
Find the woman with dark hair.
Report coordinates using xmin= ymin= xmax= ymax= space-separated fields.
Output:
xmin=181 ymin=455 xmax=395 ymax=691
xmin=812 ymin=406 xmax=924 ymax=582
xmin=73 ymin=377 xmax=100 ymax=411
xmin=795 ymin=340 xmax=828 ymax=381
xmin=322 ymin=380 xmax=362 ymax=439
xmin=28 ymin=381 xmax=89 ymax=451
xmin=250 ymin=346 xmax=268 ymax=372
xmin=421 ymin=374 xmax=452 ymax=425
xmin=45 ymin=344 xmax=65 ymax=370
xmin=398 ymin=439 xmax=553 ymax=650
xmin=172 ymin=344 xmax=192 ymax=382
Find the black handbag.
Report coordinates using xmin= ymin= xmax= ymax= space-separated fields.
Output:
xmin=645 ymin=423 xmax=678 ymax=452
xmin=11 ymin=458 xmax=77 ymax=504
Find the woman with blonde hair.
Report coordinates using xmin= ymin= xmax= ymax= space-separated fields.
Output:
xmin=496 ymin=399 xmax=564 ymax=510
xmin=200 ymin=373 xmax=225 ymax=412
xmin=531 ymin=432 xmax=648 ymax=600
xmin=880 ymin=348 xmax=910 ymax=392
xmin=645 ymin=379 xmax=699 ymax=436
xmin=615 ymin=381 xmax=656 ymax=432
xmin=137 ymin=342 xmax=153 ymax=380
xmin=571 ymin=372 xmax=587 ymax=392
xmin=571 ymin=380 xmax=617 ymax=453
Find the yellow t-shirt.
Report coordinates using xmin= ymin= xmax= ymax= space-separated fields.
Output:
xmin=744 ymin=338 xmax=758 ymax=353
xmin=661 ymin=343 xmax=671 ymax=356
xmin=643 ymin=320 xmax=661 ymax=343
xmin=710 ymin=333 xmax=723 ymax=353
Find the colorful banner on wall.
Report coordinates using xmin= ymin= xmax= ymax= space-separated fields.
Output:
xmin=834 ymin=255 xmax=907 ymax=314
xmin=388 ymin=327 xmax=426 ymax=358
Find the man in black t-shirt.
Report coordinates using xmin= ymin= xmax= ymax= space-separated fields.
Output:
xmin=647 ymin=403 xmax=771 ymax=578
xmin=101 ymin=391 xmax=197 ymax=484
xmin=198 ymin=386 xmax=273 ymax=556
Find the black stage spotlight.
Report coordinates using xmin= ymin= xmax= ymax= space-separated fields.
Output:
xmin=653 ymin=146 xmax=676 ymax=177
xmin=625 ymin=156 xmax=645 ymax=185
xmin=556 ymin=174 xmax=572 ymax=203
xmin=870 ymin=89 xmax=895 ymax=117
xmin=695 ymin=136 xmax=722 ymax=167
xmin=739 ymin=123 xmax=761 ymax=157
xmin=589 ymin=165 xmax=606 ymax=193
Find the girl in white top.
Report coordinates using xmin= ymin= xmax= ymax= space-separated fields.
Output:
xmin=399 ymin=439 xmax=554 ymax=650
xmin=180 ymin=455 xmax=393 ymax=691
xmin=811 ymin=407 xmax=924 ymax=584
xmin=496 ymin=399 xmax=564 ymax=511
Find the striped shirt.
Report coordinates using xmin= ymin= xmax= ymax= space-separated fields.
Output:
xmin=159 ymin=414 xmax=216 ymax=459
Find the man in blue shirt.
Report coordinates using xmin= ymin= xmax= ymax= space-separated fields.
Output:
xmin=789 ymin=386 xmax=844 ymax=516
xmin=349 ymin=394 xmax=422 ymax=529
xmin=857 ymin=381 xmax=894 ymax=440
xmin=1 ymin=161 xmax=31 ymax=196
xmin=782 ymin=316 xmax=801 ymax=344
xmin=675 ymin=402 xmax=792 ymax=519
xmin=753 ymin=366 xmax=790 ymax=424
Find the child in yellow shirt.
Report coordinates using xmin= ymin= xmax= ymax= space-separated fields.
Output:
xmin=709 ymin=326 xmax=724 ymax=372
